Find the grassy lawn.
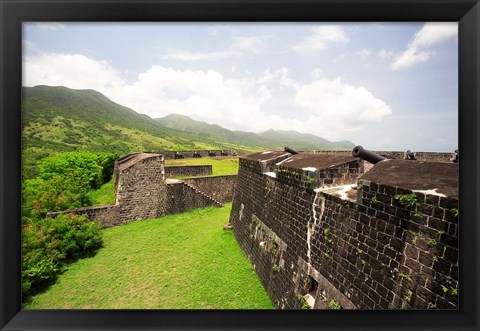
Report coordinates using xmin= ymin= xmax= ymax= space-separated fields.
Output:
xmin=24 ymin=204 xmax=273 ymax=309
xmin=165 ymin=156 xmax=239 ymax=176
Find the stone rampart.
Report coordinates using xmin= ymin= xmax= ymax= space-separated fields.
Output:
xmin=183 ymin=175 xmax=237 ymax=203
xmin=47 ymin=205 xmax=121 ymax=228
xmin=229 ymin=151 xmax=458 ymax=310
xmin=166 ymin=181 xmax=222 ymax=215
xmin=165 ymin=165 xmax=212 ymax=178
xmin=160 ymin=150 xmax=234 ymax=159
xmin=47 ymin=152 xmax=229 ymax=228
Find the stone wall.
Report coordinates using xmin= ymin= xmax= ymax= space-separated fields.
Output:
xmin=166 ymin=181 xmax=222 ymax=215
xmin=160 ymin=150 xmax=234 ymax=159
xmin=183 ymin=175 xmax=237 ymax=203
xmin=48 ymin=152 xmax=225 ymax=228
xmin=116 ymin=153 xmax=168 ymax=222
xmin=165 ymin=165 xmax=212 ymax=178
xmin=47 ymin=205 xmax=120 ymax=228
xmin=229 ymin=153 xmax=458 ymax=310
xmin=309 ymin=150 xmax=453 ymax=163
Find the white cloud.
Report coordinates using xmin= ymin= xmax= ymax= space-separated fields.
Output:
xmin=232 ymin=36 xmax=269 ymax=53
xmin=162 ymin=35 xmax=269 ymax=61
xmin=23 ymin=52 xmax=392 ymax=140
xmin=292 ymin=26 xmax=349 ymax=54
xmin=357 ymin=49 xmax=373 ymax=58
xmin=36 ymin=22 xmax=65 ymax=30
xmin=392 ymin=22 xmax=457 ymax=71
xmin=23 ymin=53 xmax=125 ymax=91
xmin=162 ymin=48 xmax=241 ymax=61
xmin=295 ymin=77 xmax=392 ymax=136
xmin=310 ymin=68 xmax=323 ymax=79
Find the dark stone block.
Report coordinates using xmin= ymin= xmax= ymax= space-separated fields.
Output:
xmin=405 ymin=258 xmax=421 ymax=272
xmin=384 ymin=185 xmax=397 ymax=196
xmin=439 ymin=197 xmax=458 ymax=210
xmin=404 ymin=244 xmax=419 ymax=260
xmin=433 ymin=258 xmax=451 ymax=276
xmin=425 ymin=195 xmax=440 ymax=206
xmin=376 ymin=193 xmax=392 ymax=205
xmin=396 ymin=208 xmax=410 ymax=220
xmin=428 ymin=217 xmax=448 ymax=232
xmin=440 ymin=233 xmax=458 ymax=248
xmin=419 ymin=251 xmax=433 ymax=267
xmin=383 ymin=204 xmax=397 ymax=216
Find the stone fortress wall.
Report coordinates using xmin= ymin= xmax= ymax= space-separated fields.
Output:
xmin=47 ymin=151 xmax=238 ymax=227
xmin=164 ymin=165 xmax=213 ymax=178
xmin=228 ymin=149 xmax=458 ymax=310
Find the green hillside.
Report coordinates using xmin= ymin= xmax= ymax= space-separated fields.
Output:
xmin=21 ymin=86 xmax=252 ymax=178
xmin=22 ymin=85 xmax=355 ymax=179
xmin=156 ymin=113 xmax=356 ymax=151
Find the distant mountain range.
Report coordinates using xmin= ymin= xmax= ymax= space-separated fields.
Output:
xmin=22 ymin=85 xmax=354 ymax=178
xmin=155 ymin=113 xmax=355 ymax=151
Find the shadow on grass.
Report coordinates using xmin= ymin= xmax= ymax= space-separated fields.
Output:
xmin=22 ymin=245 xmax=103 ymax=308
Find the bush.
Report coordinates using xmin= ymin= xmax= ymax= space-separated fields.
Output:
xmin=22 ymin=214 xmax=103 ymax=298
xmin=38 ymin=151 xmax=103 ymax=189
xmin=22 ymin=175 xmax=92 ymax=218
xmin=96 ymin=153 xmax=118 ymax=185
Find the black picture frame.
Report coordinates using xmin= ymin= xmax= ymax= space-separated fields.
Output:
xmin=1 ymin=0 xmax=479 ymax=330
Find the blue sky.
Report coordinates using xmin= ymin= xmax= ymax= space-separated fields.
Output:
xmin=23 ymin=22 xmax=458 ymax=152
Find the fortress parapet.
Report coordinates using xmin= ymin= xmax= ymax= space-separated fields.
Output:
xmin=229 ymin=149 xmax=459 ymax=310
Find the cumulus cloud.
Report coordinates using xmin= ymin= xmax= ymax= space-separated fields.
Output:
xmin=23 ymin=52 xmax=392 ymax=140
xmin=295 ymin=77 xmax=392 ymax=134
xmin=392 ymin=22 xmax=457 ymax=71
xmin=23 ymin=53 xmax=125 ymax=91
xmin=292 ymin=26 xmax=349 ymax=54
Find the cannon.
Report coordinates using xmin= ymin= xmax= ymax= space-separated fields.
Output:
xmin=193 ymin=151 xmax=202 ymax=158
xmin=405 ymin=150 xmax=416 ymax=160
xmin=208 ymin=151 xmax=217 ymax=157
xmin=174 ymin=152 xmax=184 ymax=159
xmin=351 ymin=145 xmax=387 ymax=164
xmin=284 ymin=146 xmax=299 ymax=155
xmin=450 ymin=149 xmax=458 ymax=163
xmin=221 ymin=150 xmax=229 ymax=156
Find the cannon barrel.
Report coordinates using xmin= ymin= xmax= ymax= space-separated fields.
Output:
xmin=351 ymin=145 xmax=387 ymax=164
xmin=284 ymin=146 xmax=299 ymax=155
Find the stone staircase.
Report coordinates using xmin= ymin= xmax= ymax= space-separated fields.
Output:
xmin=182 ymin=181 xmax=224 ymax=207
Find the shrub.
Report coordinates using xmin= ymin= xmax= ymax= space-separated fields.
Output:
xmin=22 ymin=214 xmax=103 ymax=298
xmin=22 ymin=175 xmax=92 ymax=218
xmin=96 ymin=153 xmax=118 ymax=185
xmin=38 ymin=151 xmax=103 ymax=189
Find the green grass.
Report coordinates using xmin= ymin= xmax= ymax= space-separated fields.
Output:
xmin=23 ymin=204 xmax=273 ymax=309
xmin=89 ymin=179 xmax=116 ymax=206
xmin=165 ymin=157 xmax=239 ymax=177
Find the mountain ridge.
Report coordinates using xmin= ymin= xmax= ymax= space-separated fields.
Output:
xmin=155 ymin=113 xmax=356 ymax=151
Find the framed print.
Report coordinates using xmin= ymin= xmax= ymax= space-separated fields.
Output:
xmin=1 ymin=0 xmax=479 ymax=330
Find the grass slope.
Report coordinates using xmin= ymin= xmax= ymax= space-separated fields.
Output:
xmin=24 ymin=204 xmax=273 ymax=309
